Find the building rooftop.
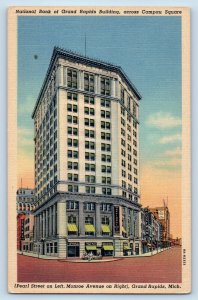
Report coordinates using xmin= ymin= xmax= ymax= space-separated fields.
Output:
xmin=32 ymin=46 xmax=142 ymax=118
xmin=16 ymin=188 xmax=35 ymax=196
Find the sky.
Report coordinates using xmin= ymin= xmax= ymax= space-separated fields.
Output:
xmin=17 ymin=16 xmax=182 ymax=238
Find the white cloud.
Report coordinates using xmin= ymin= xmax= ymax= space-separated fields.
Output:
xmin=18 ymin=95 xmax=35 ymax=115
xmin=17 ymin=128 xmax=34 ymax=148
xmin=146 ymin=112 xmax=181 ymax=129
xmin=159 ymin=134 xmax=181 ymax=144
xmin=164 ymin=147 xmax=181 ymax=157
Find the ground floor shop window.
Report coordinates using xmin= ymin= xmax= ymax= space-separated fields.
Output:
xmin=135 ymin=243 xmax=139 ymax=255
xmin=68 ymin=242 xmax=80 ymax=257
xmin=46 ymin=242 xmax=58 ymax=256
xmin=85 ymin=243 xmax=97 ymax=255
xmin=102 ymin=243 xmax=114 ymax=256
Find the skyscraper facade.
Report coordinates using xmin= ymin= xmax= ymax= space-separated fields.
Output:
xmin=32 ymin=47 xmax=142 ymax=258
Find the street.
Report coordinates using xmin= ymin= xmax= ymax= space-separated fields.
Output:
xmin=17 ymin=246 xmax=181 ymax=283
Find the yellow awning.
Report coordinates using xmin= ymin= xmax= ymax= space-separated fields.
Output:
xmin=101 ymin=224 xmax=110 ymax=233
xmin=103 ymin=245 xmax=114 ymax=251
xmin=67 ymin=223 xmax=78 ymax=232
xmin=85 ymin=224 xmax=95 ymax=232
xmin=123 ymin=245 xmax=131 ymax=250
xmin=122 ymin=226 xmax=127 ymax=233
xmin=86 ymin=245 xmax=97 ymax=251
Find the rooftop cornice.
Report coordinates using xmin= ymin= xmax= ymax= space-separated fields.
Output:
xmin=32 ymin=46 xmax=142 ymax=118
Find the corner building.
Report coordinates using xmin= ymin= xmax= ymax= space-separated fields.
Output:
xmin=32 ymin=47 xmax=142 ymax=258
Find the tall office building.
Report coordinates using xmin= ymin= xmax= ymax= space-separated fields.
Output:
xmin=32 ymin=47 xmax=142 ymax=258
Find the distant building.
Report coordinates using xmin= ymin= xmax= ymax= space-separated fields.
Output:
xmin=21 ymin=215 xmax=34 ymax=252
xmin=17 ymin=213 xmax=26 ymax=250
xmin=150 ymin=206 xmax=170 ymax=246
xmin=141 ymin=207 xmax=162 ymax=253
xmin=16 ymin=188 xmax=35 ymax=251
xmin=16 ymin=188 xmax=35 ymax=213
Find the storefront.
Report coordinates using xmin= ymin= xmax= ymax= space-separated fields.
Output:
xmin=85 ymin=242 xmax=97 ymax=255
xmin=102 ymin=243 xmax=114 ymax=256
xmin=135 ymin=242 xmax=140 ymax=255
xmin=67 ymin=242 xmax=80 ymax=257
xmin=123 ymin=243 xmax=132 ymax=256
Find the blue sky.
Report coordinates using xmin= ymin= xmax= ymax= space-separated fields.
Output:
xmin=18 ymin=15 xmax=182 ymax=170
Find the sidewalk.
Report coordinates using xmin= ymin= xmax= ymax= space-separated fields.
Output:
xmin=18 ymin=251 xmax=58 ymax=260
xmin=18 ymin=247 xmax=171 ymax=261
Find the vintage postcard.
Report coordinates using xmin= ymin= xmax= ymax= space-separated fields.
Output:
xmin=8 ymin=6 xmax=191 ymax=294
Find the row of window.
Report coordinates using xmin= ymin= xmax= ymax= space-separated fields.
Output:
xmin=67 ymin=69 xmax=111 ymax=95
xmin=68 ymin=94 xmax=111 ymax=108
xmin=68 ymin=185 xmax=112 ymax=195
xmin=67 ymin=139 xmax=111 ymax=152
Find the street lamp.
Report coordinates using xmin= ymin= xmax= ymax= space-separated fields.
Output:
xmin=40 ymin=238 xmax=45 ymax=256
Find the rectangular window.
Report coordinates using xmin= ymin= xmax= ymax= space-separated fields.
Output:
xmin=68 ymin=173 xmax=78 ymax=181
xmin=101 ymin=154 xmax=111 ymax=162
xmin=101 ymin=99 xmax=110 ymax=107
xmin=84 ymin=118 xmax=95 ymax=127
xmin=68 ymin=185 xmax=79 ymax=192
xmin=100 ymin=203 xmax=112 ymax=211
xmin=121 ymin=117 xmax=125 ymax=126
xmin=85 ymin=163 xmax=95 ymax=172
xmin=101 ymin=121 xmax=111 ymax=129
xmin=85 ymin=175 xmax=95 ymax=183
xmin=67 ymin=115 xmax=78 ymax=124
xmin=85 ymin=141 xmax=95 ymax=149
xmin=85 ymin=186 xmax=96 ymax=194
xmin=102 ymin=177 xmax=111 ymax=184
xmin=67 ymin=103 xmax=78 ymax=113
xmin=121 ymin=86 xmax=125 ymax=104
xmin=101 ymin=143 xmax=111 ymax=152
xmin=101 ymin=110 xmax=111 ymax=119
xmin=101 ymin=132 xmax=111 ymax=140
xmin=85 ymin=129 xmax=95 ymax=138
xmin=84 ymin=73 xmax=94 ymax=92
xmin=84 ymin=95 xmax=95 ymax=104
xmin=101 ymin=165 xmax=111 ymax=173
xmin=84 ymin=107 xmax=95 ymax=115
xmin=67 ymin=138 xmax=78 ymax=148
xmin=68 ymin=92 xmax=78 ymax=101
xmin=101 ymin=77 xmax=111 ymax=96
xmin=68 ymin=162 xmax=78 ymax=170
xmin=67 ymin=69 xmax=77 ymax=89
xmin=133 ymin=102 xmax=137 ymax=117
xmin=127 ymin=96 xmax=131 ymax=111
xmin=121 ymin=128 xmax=125 ymax=136
xmin=67 ymin=127 xmax=78 ymax=135
xmin=67 ymin=201 xmax=79 ymax=209
xmin=102 ymin=188 xmax=112 ymax=195
xmin=85 ymin=152 xmax=95 ymax=161
xmin=67 ymin=150 xmax=78 ymax=158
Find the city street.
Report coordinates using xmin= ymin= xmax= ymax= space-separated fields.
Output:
xmin=17 ymin=246 xmax=181 ymax=283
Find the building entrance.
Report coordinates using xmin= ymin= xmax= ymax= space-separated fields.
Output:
xmin=67 ymin=242 xmax=80 ymax=257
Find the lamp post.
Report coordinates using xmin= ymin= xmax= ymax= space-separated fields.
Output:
xmin=40 ymin=238 xmax=45 ymax=256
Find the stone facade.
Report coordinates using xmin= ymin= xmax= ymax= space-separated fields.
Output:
xmin=32 ymin=47 xmax=142 ymax=258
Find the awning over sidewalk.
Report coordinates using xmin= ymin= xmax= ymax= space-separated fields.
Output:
xmin=67 ymin=223 xmax=78 ymax=232
xmin=103 ymin=245 xmax=114 ymax=251
xmin=123 ymin=246 xmax=131 ymax=251
xmin=86 ymin=245 xmax=97 ymax=251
